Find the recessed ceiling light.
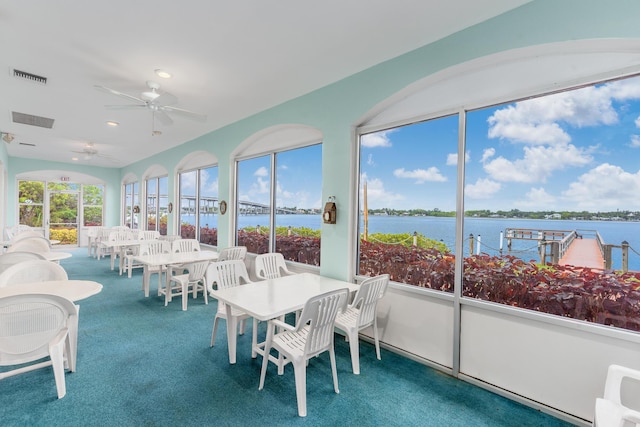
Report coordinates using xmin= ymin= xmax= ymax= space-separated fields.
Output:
xmin=72 ymin=157 xmax=79 ymax=161
xmin=155 ymin=69 xmax=172 ymax=79
xmin=106 ymin=121 xmax=119 ymax=127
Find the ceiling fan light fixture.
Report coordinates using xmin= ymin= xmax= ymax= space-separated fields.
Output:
xmin=155 ymin=69 xmax=172 ymax=79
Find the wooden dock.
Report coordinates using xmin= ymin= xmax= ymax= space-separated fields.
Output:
xmin=558 ymin=237 xmax=604 ymax=270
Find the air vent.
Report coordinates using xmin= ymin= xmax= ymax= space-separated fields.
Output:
xmin=13 ymin=69 xmax=47 ymax=85
xmin=19 ymin=142 xmax=36 ymax=147
xmin=12 ymin=111 xmax=54 ymax=129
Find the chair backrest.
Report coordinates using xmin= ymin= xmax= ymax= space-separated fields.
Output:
xmin=138 ymin=230 xmax=160 ymax=240
xmin=218 ymin=246 xmax=247 ymax=261
xmin=6 ymin=237 xmax=51 ymax=253
xmin=139 ymin=240 xmax=170 ymax=256
xmin=0 ymin=293 xmax=78 ymax=367
xmin=352 ymin=274 xmax=389 ymax=329
xmin=4 ymin=225 xmax=33 ymax=240
xmin=108 ymin=230 xmax=130 ymax=242
xmin=0 ymin=260 xmax=68 ymax=287
xmin=0 ymin=252 xmax=47 ymax=274
xmin=112 ymin=225 xmax=130 ymax=230
xmin=10 ymin=230 xmax=45 ymax=243
xmin=207 ymin=260 xmax=252 ymax=294
xmin=296 ymin=288 xmax=348 ymax=358
xmin=184 ymin=260 xmax=210 ymax=281
xmin=172 ymin=239 xmax=200 ymax=253
xmin=254 ymin=253 xmax=290 ymax=280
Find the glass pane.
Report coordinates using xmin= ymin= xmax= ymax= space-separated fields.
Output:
xmin=19 ymin=180 xmax=44 ymax=204
xmin=146 ymin=178 xmax=158 ymax=231
xmin=358 ymin=116 xmax=459 ymax=292
xmin=158 ymin=176 xmax=168 ymax=235
xmin=84 ymin=206 xmax=103 ymax=226
xmin=180 ymin=170 xmax=198 ymax=239
xmin=199 ymin=166 xmax=218 ymax=245
xmin=463 ymin=75 xmax=640 ymax=332
xmin=236 ymin=155 xmax=271 ymax=254
xmin=132 ymin=182 xmax=139 ymax=230
xmin=124 ymin=183 xmax=133 ymax=227
xmin=19 ymin=205 xmax=43 ymax=227
xmin=83 ymin=184 xmax=104 ymax=205
xmin=48 ymin=182 xmax=79 ymax=191
xmin=275 ymin=145 xmax=322 ymax=266
xmin=50 ymin=192 xmax=78 ymax=245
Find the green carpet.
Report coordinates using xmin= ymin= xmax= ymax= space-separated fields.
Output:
xmin=0 ymin=248 xmax=574 ymax=426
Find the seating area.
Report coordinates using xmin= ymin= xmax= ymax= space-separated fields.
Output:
xmin=0 ymin=248 xmax=572 ymax=425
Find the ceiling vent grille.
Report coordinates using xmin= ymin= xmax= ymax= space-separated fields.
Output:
xmin=19 ymin=142 xmax=36 ymax=147
xmin=12 ymin=111 xmax=55 ymax=129
xmin=13 ymin=69 xmax=47 ymax=84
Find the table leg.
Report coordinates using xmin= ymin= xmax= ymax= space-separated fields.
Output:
xmin=225 ymin=304 xmax=237 ymax=364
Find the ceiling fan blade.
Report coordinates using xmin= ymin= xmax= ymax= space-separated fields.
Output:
xmin=155 ymin=110 xmax=173 ymax=126
xmin=153 ymin=92 xmax=178 ymax=106
xmin=94 ymin=85 xmax=145 ymax=103
xmin=105 ymin=104 xmax=147 ymax=110
xmin=162 ymin=106 xmax=207 ymax=122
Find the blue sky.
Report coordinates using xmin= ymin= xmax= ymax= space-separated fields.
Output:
xmin=361 ymin=75 xmax=640 ymax=212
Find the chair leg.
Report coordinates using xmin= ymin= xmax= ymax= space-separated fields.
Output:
xmin=373 ymin=320 xmax=381 ymax=360
xmin=347 ymin=329 xmax=360 ymax=375
xmin=258 ymin=324 xmax=275 ymax=391
xmin=329 ymin=346 xmax=340 ymax=394
xmin=182 ymin=280 xmax=189 ymax=311
xmin=293 ymin=360 xmax=308 ymax=417
xmin=49 ymin=336 xmax=67 ymax=399
xmin=211 ymin=316 xmax=220 ymax=347
xmin=251 ymin=319 xmax=259 ymax=358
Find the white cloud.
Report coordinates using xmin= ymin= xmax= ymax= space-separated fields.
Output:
xmin=483 ymin=143 xmax=593 ymax=183
xmin=367 ymin=153 xmax=375 ymax=166
xmin=393 ymin=167 xmax=447 ymax=183
xmin=486 ymin=80 xmax=640 ymax=145
xmin=481 ymin=148 xmax=495 ymax=163
xmin=465 ymin=178 xmax=501 ymax=199
xmin=361 ymin=130 xmax=393 ymax=148
xmin=254 ymin=166 xmax=268 ymax=177
xmin=360 ymin=174 xmax=404 ymax=206
xmin=635 ymin=115 xmax=640 ymax=128
xmin=631 ymin=135 xmax=640 ymax=148
xmin=562 ymin=163 xmax=640 ymax=210
xmin=513 ymin=187 xmax=556 ymax=208
xmin=446 ymin=151 xmax=470 ymax=166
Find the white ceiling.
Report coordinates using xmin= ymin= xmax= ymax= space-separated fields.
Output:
xmin=0 ymin=1 xmax=530 ymax=167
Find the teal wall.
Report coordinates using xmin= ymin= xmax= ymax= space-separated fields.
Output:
xmin=6 ymin=0 xmax=640 ymax=280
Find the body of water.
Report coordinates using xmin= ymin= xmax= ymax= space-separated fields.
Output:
xmin=185 ymin=213 xmax=640 ymax=271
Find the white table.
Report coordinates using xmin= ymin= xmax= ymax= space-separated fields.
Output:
xmin=0 ymin=280 xmax=103 ymax=302
xmin=100 ymin=239 xmax=143 ymax=271
xmin=41 ymin=251 xmax=73 ymax=263
xmin=131 ymin=250 xmax=219 ymax=297
xmin=209 ymin=273 xmax=359 ymax=364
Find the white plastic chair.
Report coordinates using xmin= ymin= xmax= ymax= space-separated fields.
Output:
xmin=254 ymin=252 xmax=293 ymax=280
xmin=163 ymin=260 xmax=210 ymax=311
xmin=0 ymin=251 xmax=46 ymax=274
xmin=0 ymin=260 xmax=68 ymax=287
xmin=4 ymin=224 xmax=33 ymax=240
xmin=120 ymin=230 xmax=159 ymax=276
xmin=258 ymin=288 xmax=348 ymax=417
xmin=168 ymin=239 xmax=201 ymax=278
xmin=0 ymin=293 xmax=79 ymax=399
xmin=6 ymin=237 xmax=51 ymax=253
xmin=218 ymin=246 xmax=247 ymax=261
xmin=138 ymin=240 xmax=171 ymax=296
xmin=94 ymin=228 xmax=112 ymax=259
xmin=86 ymin=226 xmax=104 ymax=257
xmin=208 ymin=260 xmax=253 ymax=348
xmin=334 ymin=274 xmax=389 ymax=374
xmin=595 ymin=364 xmax=640 ymax=427
xmin=9 ymin=230 xmax=45 ymax=243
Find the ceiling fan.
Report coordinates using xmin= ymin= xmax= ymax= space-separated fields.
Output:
xmin=72 ymin=143 xmax=116 ymax=162
xmin=94 ymin=81 xmax=207 ymax=127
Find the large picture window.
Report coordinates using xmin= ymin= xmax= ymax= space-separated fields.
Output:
xmin=123 ymin=182 xmax=139 ymax=229
xmin=146 ymin=176 xmax=168 ymax=235
xmin=236 ymin=144 xmax=322 ymax=266
xmin=179 ymin=166 xmax=218 ymax=245
xmin=357 ymin=74 xmax=640 ymax=333
xmin=18 ymin=180 xmax=45 ymax=228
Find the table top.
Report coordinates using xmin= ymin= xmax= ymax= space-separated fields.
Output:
xmin=210 ymin=273 xmax=359 ymax=321
xmin=0 ymin=280 xmax=103 ymax=302
xmin=41 ymin=251 xmax=73 ymax=261
xmin=132 ymin=250 xmax=219 ymax=266
xmin=100 ymin=239 xmax=143 ymax=248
